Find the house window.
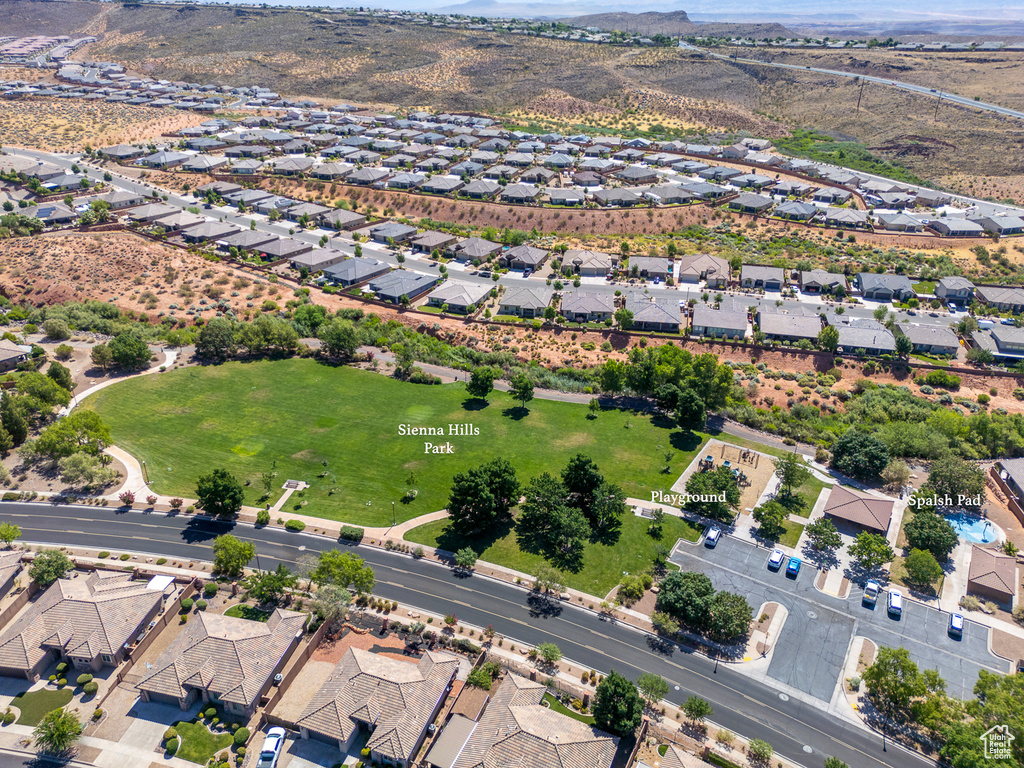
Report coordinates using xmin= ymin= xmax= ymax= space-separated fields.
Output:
xmin=102 ymin=654 xmax=113 ymax=664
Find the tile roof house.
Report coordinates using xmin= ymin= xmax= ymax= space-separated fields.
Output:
xmin=690 ymin=305 xmax=747 ymax=339
xmin=566 ymin=249 xmax=617 ymax=277
xmin=370 ymin=222 xmax=419 ymax=244
xmin=740 ymin=265 xmax=784 ymax=290
xmin=822 ymin=485 xmax=893 ymax=534
xmin=929 ymin=219 xmax=985 ymax=237
xmin=756 ymin=310 xmax=822 ymax=342
xmin=935 ymin=277 xmax=975 ymax=301
xmin=499 ymin=245 xmax=549 ymax=271
xmin=774 ymin=201 xmax=818 ymax=221
xmin=411 ymin=231 xmax=459 ymax=254
xmin=289 ymin=248 xmax=348 ymax=272
xmin=967 ymin=546 xmax=1017 ymax=606
xmin=0 ymin=571 xmax=165 ymax=680
xmin=677 ymin=254 xmax=729 ymax=288
xmin=625 ymin=294 xmax=680 ymax=332
xmin=426 ymin=281 xmax=491 ymax=313
xmin=560 ymin=292 xmax=614 ymax=323
xmin=451 ymin=237 xmax=502 ymax=263
xmin=498 ymin=285 xmax=554 ymax=318
xmin=138 ymin=608 xmax=305 ymax=716
xmin=0 ymin=340 xmax=29 ymax=372
xmin=181 ymin=220 xmax=241 ymax=243
xmin=877 ymin=212 xmax=924 ymax=232
xmin=449 ymin=673 xmax=616 ymax=768
xmin=0 ymin=551 xmax=21 ymax=598
xmin=320 ymin=209 xmax=367 ymax=231
xmin=798 ymin=269 xmax=847 ymax=294
xmin=547 ymin=188 xmax=587 ymax=206
xmin=322 ymin=256 xmax=391 ymax=286
xmin=628 ymin=256 xmax=672 ymax=280
xmin=897 ymin=324 xmax=959 ymax=355
xmin=592 ymin=188 xmax=641 ymax=207
xmin=823 ymin=207 xmax=867 ymax=228
xmin=298 ymin=648 xmax=459 ymax=766
xmin=367 ymin=272 xmax=440 ymax=303
xmin=500 ymin=184 xmax=540 ymax=204
xmin=975 ymin=285 xmax=1024 ymax=313
xmin=857 ymin=273 xmax=915 ymax=302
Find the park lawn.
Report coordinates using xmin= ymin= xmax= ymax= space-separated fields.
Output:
xmin=173 ymin=720 xmax=233 ymax=764
xmin=777 ymin=519 xmax=805 ymax=549
xmin=13 ymin=688 xmax=73 ymax=726
xmin=543 ymin=692 xmax=595 ymax=724
xmin=224 ymin=604 xmax=271 ymax=622
xmin=792 ymin=475 xmax=829 ymax=518
xmin=85 ymin=359 xmax=706 ymax=527
xmin=405 ymin=512 xmax=701 ymax=596
xmin=890 ymin=554 xmax=944 ymax=598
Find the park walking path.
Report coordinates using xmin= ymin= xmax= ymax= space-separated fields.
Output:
xmin=59 ymin=346 xmax=178 ymax=417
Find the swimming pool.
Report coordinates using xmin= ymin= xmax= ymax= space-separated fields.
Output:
xmin=943 ymin=512 xmax=999 ymax=544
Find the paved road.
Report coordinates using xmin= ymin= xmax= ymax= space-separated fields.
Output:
xmin=671 ymin=535 xmax=1006 ymax=701
xmin=0 ymin=501 xmax=931 ymax=768
xmin=679 ymin=41 xmax=1024 ymax=121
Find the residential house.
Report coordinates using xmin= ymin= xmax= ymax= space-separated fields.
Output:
xmin=320 ymin=209 xmax=366 ymax=231
xmin=322 ymin=257 xmax=391 ymax=286
xmin=572 ymin=171 xmax=601 ymax=187
xmin=0 ymin=340 xmax=29 ymax=371
xmin=451 ymin=237 xmax=503 ymax=263
xmin=812 ymin=188 xmax=853 ymax=205
xmin=367 ymin=272 xmax=440 ymax=303
xmin=387 ymin=172 xmax=426 ymax=190
xmin=740 ymin=265 xmax=785 ymax=291
xmin=441 ymin=673 xmax=616 ymax=768
xmin=498 ymin=285 xmax=554 ymax=318
xmin=970 ymin=215 xmax=1024 ymax=236
xmin=876 ymin=212 xmax=924 ymax=232
xmin=370 ymin=222 xmax=419 ymax=244
xmin=228 ymin=159 xmax=264 ymax=175
xmin=625 ymin=294 xmax=680 ymax=332
xmin=499 ymin=245 xmax=549 ymax=271
xmin=0 ymin=572 xmax=166 ymax=680
xmin=218 ymin=230 xmax=279 ymax=252
xmin=592 ymin=189 xmax=641 ymax=207
xmin=426 ymin=281 xmax=490 ymax=313
xmin=826 ymin=316 xmax=896 ymax=355
xmin=930 ymin=219 xmax=985 ymax=237
xmin=897 ymin=324 xmax=959 ymax=356
xmin=699 ymin=166 xmax=742 ymax=182
xmin=297 ymin=648 xmax=459 ymax=766
xmin=286 ymin=202 xmax=331 ymax=222
xmin=137 ymin=608 xmax=305 ymax=717
xmin=289 ymin=248 xmax=348 ymax=273
xmin=628 ymin=256 xmax=672 ymax=280
xmin=798 ymin=269 xmax=847 ymax=294
xmin=727 ymin=192 xmax=774 ymax=214
xmin=520 ymin=167 xmax=557 ymax=184
xmin=421 ymin=176 xmax=464 ymax=195
xmin=731 ymin=173 xmax=774 ymax=189
xmin=615 ymin=165 xmax=658 ymax=185
xmin=272 ymin=157 xmax=315 ymax=176
xmin=935 ymin=276 xmax=975 ymax=302
xmin=565 ymin=249 xmax=617 ymax=277
xmin=137 ymin=150 xmax=189 ymax=169
xmin=258 ymin=239 xmax=315 ymax=261
xmin=100 ymin=144 xmax=145 ymax=161
xmin=25 ymin=202 xmax=76 ymax=226
xmin=483 ymin=165 xmax=518 ymax=181
xmin=346 ymin=167 xmax=390 ymax=186
xmin=181 ymin=155 xmax=229 ymax=173
xmin=774 ymin=201 xmax=818 ymax=221
xmin=125 ymin=203 xmax=179 ymax=223
xmin=462 ymin=179 xmax=500 ymax=199
xmin=560 ymin=292 xmax=614 ymax=323
xmin=181 ymin=221 xmax=241 ymax=243
xmin=411 ymin=231 xmax=458 ymax=254
xmin=311 ymin=163 xmax=353 ymax=180
xmin=640 ymin=185 xmax=693 ymax=205
xmin=500 ymin=184 xmax=540 ymax=204
xmin=822 ymin=485 xmax=893 ymax=534
xmin=677 ymin=254 xmax=730 ymax=288
xmin=756 ymin=309 xmax=822 ymax=343
xmin=690 ymin=305 xmax=747 ymax=339
xmin=967 ymin=546 xmax=1017 ymax=607
xmin=547 ymin=188 xmax=586 ymax=206
xmin=0 ymin=551 xmax=21 ymax=599
xmin=857 ymin=273 xmax=915 ymax=302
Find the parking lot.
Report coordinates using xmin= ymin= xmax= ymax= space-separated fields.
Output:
xmin=671 ymin=535 xmax=1008 ymax=702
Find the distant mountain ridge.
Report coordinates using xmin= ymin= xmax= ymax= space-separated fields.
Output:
xmin=559 ymin=10 xmax=795 ymax=38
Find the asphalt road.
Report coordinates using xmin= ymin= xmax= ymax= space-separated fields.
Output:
xmin=0 ymin=501 xmax=932 ymax=768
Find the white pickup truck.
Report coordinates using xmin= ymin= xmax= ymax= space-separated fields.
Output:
xmin=863 ymin=580 xmax=880 ymax=606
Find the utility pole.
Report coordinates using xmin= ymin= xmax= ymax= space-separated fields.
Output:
xmin=856 ymin=80 xmax=865 ymax=113
xmin=934 ymin=95 xmax=941 ymax=121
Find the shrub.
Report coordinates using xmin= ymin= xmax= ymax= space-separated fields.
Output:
xmin=55 ymin=662 xmax=68 ymax=675
xmin=119 ymin=553 xmax=131 ymax=561
xmin=156 ymin=558 xmax=168 ymax=565
xmin=204 ymin=582 xmax=219 ymax=597
xmin=960 ymin=595 xmax=982 ymax=611
xmin=340 ymin=526 xmax=364 ymax=542
xmin=256 ymin=509 xmax=270 ymax=526
xmin=180 ymin=598 xmax=194 ymax=612
xmin=233 ymin=727 xmax=250 ymax=746
xmin=977 ymin=393 xmax=990 ymax=405
xmin=413 ymin=546 xmax=424 ymax=559
xmin=205 ymin=708 xmax=217 ymax=719
xmin=77 ymin=673 xmax=93 ymax=686
xmin=92 ymin=709 xmax=103 ymax=721
xmin=164 ymin=728 xmax=178 ymax=741
xmin=285 ymin=519 xmax=305 ymax=532
xmin=83 ymin=681 xmax=98 ymax=695
xmin=97 ymin=551 xmax=110 ymax=558
xmin=166 ymin=737 xmax=179 ymax=755
xmin=196 ymin=600 xmax=208 ymax=610
xmin=57 ymin=678 xmax=67 ymax=687
xmin=1014 ymin=388 xmax=1024 ymax=401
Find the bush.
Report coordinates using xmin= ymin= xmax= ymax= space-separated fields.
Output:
xmin=413 ymin=546 xmax=424 ymax=559
xmin=164 ymin=728 xmax=178 ymax=742
xmin=233 ymin=727 xmax=250 ymax=746
xmin=57 ymin=678 xmax=67 ymax=687
xmin=1013 ymin=605 xmax=1024 ymax=625
xmin=340 ymin=526 xmax=364 ymax=542
xmin=55 ymin=662 xmax=68 ymax=675
xmin=285 ymin=519 xmax=305 ymax=532
xmin=2 ymin=711 xmax=14 ymax=725
xmin=77 ymin=673 xmax=93 ymax=686
xmin=180 ymin=598 xmax=194 ymax=612
xmin=166 ymin=737 xmax=179 ymax=755
xmin=92 ymin=708 xmax=103 ymax=721
xmin=156 ymin=558 xmax=168 ymax=565
xmin=256 ymin=509 xmax=270 ymax=526
xmin=119 ymin=553 xmax=131 ymax=561
xmin=205 ymin=708 xmax=217 ymax=719
xmin=196 ymin=600 xmax=208 ymax=610
xmin=98 ymin=551 xmax=110 ymax=558
xmin=204 ymin=582 xmax=219 ymax=597
xmin=83 ymin=681 xmax=98 ymax=695
xmin=748 ymin=738 xmax=773 ymax=764
xmin=977 ymin=393 xmax=990 ymax=405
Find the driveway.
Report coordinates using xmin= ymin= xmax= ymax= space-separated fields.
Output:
xmin=671 ymin=535 xmax=1007 ymax=702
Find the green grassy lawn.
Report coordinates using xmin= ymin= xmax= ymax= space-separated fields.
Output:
xmin=84 ymin=360 xmax=706 ymax=527
xmin=792 ymin=475 xmax=829 ymax=518
xmin=173 ymin=720 xmax=233 ymax=764
xmin=910 ymin=352 xmax=954 ymax=367
xmin=777 ymin=519 xmax=805 ymax=549
xmin=405 ymin=512 xmax=701 ymax=595
xmin=224 ymin=604 xmax=271 ymax=622
xmin=13 ymin=688 xmax=73 ymax=726
xmin=543 ymin=692 xmax=595 ymax=724
xmin=890 ymin=554 xmax=943 ymax=598
xmin=911 ymin=281 xmax=936 ymax=295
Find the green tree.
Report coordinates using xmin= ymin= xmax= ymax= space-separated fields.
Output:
xmin=818 ymin=324 xmax=840 ymax=353
xmin=533 ymin=565 xmax=565 ymax=593
xmin=311 ymin=549 xmax=375 ymax=595
xmin=561 ymin=454 xmax=604 ymax=521
xmin=195 ymin=468 xmax=245 ymax=516
xmin=196 ymin=317 xmax=236 ymax=360
xmin=454 ymin=547 xmax=478 ymax=571
xmin=805 ymin=517 xmax=842 ymax=554
xmin=614 ymin=308 xmax=634 ymax=330
xmin=940 ymin=670 xmax=1024 ymax=767
xmin=863 ymin=646 xmax=927 ymax=723
xmin=925 ymin=454 xmax=985 ymax=507
xmin=592 ymin=669 xmax=643 ymax=737
xmin=656 ymin=570 xmax=715 ymax=630
xmin=682 ymin=695 xmax=713 ymax=724
xmin=245 ymin=564 xmax=297 ymax=604
xmin=748 ymin=738 xmax=773 ymax=764
xmin=516 ymin=473 xmax=589 ymax=568
xmin=311 ymin=583 xmax=352 ymax=630
xmin=1 ymin=397 xmax=28 ymax=446
xmin=881 ymin=459 xmax=911 ymax=491
xmin=752 ymin=501 xmax=787 ymax=542
xmin=904 ymin=510 xmax=958 ymax=561
xmin=46 ymin=362 xmax=73 ymax=392
xmin=447 ymin=458 xmax=519 ymax=535
xmin=773 ymin=451 xmax=810 ymax=497
xmin=684 ymin=466 xmax=740 ymax=522
xmin=109 ymin=331 xmax=151 ymax=369
xmin=90 ymin=343 xmax=113 ymax=369
xmin=0 ymin=521 xmax=20 ymax=547
xmin=33 ymin=707 xmax=82 ymax=755
xmin=509 ymin=372 xmax=534 ymax=408
xmin=590 ymin=482 xmax=627 ymax=532
xmin=707 ymin=590 xmax=753 ymax=641
xmin=636 ymin=672 xmax=669 ymax=708
xmin=537 ymin=642 xmax=562 ymax=664
xmin=57 ymin=453 xmax=118 ymax=488
xmin=831 ymin=430 xmax=890 ymax=480
xmin=18 ymin=372 xmax=71 ymax=410
xmin=42 ymin=319 xmax=70 ymax=341
xmin=319 ymin=317 xmax=359 ymax=359
xmin=599 ymin=360 xmax=626 ymax=393
xmin=466 ymin=367 xmax=496 ymax=399
xmin=675 ymin=386 xmax=706 ymax=432
xmin=895 ymin=334 xmax=913 ymax=359
xmin=824 ymin=759 xmax=850 ymax=768
xmin=904 ymin=548 xmax=943 ymax=589
xmin=33 ymin=411 xmax=111 ymax=459
xmin=29 ymin=549 xmax=72 ymax=587
xmin=848 ymin=532 xmax=895 ymax=570
xmin=212 ymin=534 xmax=255 ymax=576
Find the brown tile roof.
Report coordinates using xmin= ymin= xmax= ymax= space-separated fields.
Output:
xmin=453 ymin=673 xmax=617 ymax=768
xmin=658 ymin=745 xmax=705 ymax=768
xmin=137 ymin=608 xmax=304 ymax=708
xmin=297 ymin=647 xmax=458 ymax=762
xmin=968 ymin=546 xmax=1018 ymax=599
xmin=0 ymin=571 xmax=161 ymax=672
xmin=822 ymin=485 xmax=894 ymax=533
xmin=0 ymin=551 xmax=22 ymax=591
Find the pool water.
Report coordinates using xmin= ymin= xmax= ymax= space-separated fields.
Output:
xmin=943 ymin=513 xmax=998 ymax=544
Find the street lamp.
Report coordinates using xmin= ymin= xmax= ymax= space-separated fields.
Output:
xmin=392 ymin=501 xmax=396 ymax=527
